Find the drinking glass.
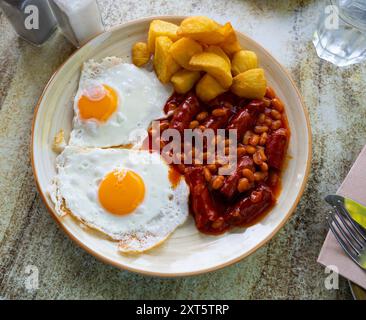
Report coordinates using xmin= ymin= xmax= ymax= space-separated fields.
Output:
xmin=313 ymin=0 xmax=366 ymax=67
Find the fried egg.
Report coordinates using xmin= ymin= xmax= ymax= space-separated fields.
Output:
xmin=50 ymin=147 xmax=189 ymax=253
xmin=69 ymin=57 xmax=172 ymax=148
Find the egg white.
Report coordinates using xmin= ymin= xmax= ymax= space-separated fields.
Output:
xmin=49 ymin=147 xmax=189 ymax=253
xmin=69 ymin=57 xmax=172 ymax=148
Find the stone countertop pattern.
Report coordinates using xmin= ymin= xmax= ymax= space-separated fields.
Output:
xmin=0 ymin=0 xmax=364 ymax=300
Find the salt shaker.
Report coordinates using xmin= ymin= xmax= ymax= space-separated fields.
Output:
xmin=49 ymin=0 xmax=104 ymax=47
xmin=0 ymin=0 xmax=57 ymax=46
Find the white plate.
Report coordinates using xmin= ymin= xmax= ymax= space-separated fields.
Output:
xmin=31 ymin=16 xmax=312 ymax=276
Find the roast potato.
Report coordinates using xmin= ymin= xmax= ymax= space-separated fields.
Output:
xmin=132 ymin=42 xmax=150 ymax=67
xmin=177 ymin=16 xmax=227 ymax=45
xmin=231 ymin=50 xmax=258 ymax=76
xmin=219 ymin=23 xmax=241 ymax=56
xmin=205 ymin=45 xmax=231 ymax=68
xmin=169 ymin=37 xmax=203 ymax=70
xmin=189 ymin=51 xmax=232 ymax=88
xmin=153 ymin=36 xmax=180 ymax=83
xmin=147 ymin=20 xmax=179 ymax=53
xmin=231 ymin=68 xmax=266 ymax=99
xmin=196 ymin=73 xmax=226 ymax=102
xmin=171 ymin=69 xmax=201 ymax=94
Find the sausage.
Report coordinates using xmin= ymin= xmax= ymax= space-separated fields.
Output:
xmin=266 ymin=128 xmax=288 ymax=169
xmin=164 ymin=92 xmax=186 ymax=114
xmin=202 ymin=107 xmax=233 ymax=130
xmin=144 ymin=120 xmax=169 ymax=152
xmin=226 ymin=184 xmax=274 ymax=226
xmin=226 ymin=108 xmax=255 ymax=140
xmin=226 ymin=100 xmax=265 ymax=140
xmin=220 ymin=156 xmax=254 ymax=199
xmin=170 ymin=94 xmax=201 ymax=134
xmin=184 ymin=167 xmax=219 ymax=230
xmin=207 ymin=92 xmax=236 ymax=109
xmin=240 ymin=99 xmax=265 ymax=111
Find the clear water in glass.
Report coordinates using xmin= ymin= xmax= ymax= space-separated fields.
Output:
xmin=313 ymin=0 xmax=366 ymax=66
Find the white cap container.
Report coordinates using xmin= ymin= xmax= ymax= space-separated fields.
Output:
xmin=49 ymin=0 xmax=104 ymax=47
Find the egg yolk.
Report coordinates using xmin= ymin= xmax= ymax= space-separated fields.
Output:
xmin=98 ymin=169 xmax=145 ymax=215
xmin=78 ymin=84 xmax=118 ymax=122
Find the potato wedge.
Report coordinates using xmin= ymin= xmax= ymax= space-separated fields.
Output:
xmin=231 ymin=50 xmax=258 ymax=76
xmin=205 ymin=45 xmax=231 ymax=68
xmin=154 ymin=36 xmax=180 ymax=83
xmin=189 ymin=51 xmax=232 ymax=88
xmin=231 ymin=68 xmax=267 ymax=99
xmin=177 ymin=16 xmax=226 ymax=45
xmin=221 ymin=40 xmax=242 ymax=57
xmin=147 ymin=20 xmax=179 ymax=53
xmin=169 ymin=37 xmax=203 ymax=70
xmin=196 ymin=74 xmax=227 ymax=102
xmin=132 ymin=42 xmax=150 ymax=67
xmin=220 ymin=23 xmax=242 ymax=56
xmin=171 ymin=70 xmax=201 ymax=94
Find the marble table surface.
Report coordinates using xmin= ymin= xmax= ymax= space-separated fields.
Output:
xmin=1 ymin=0 xmax=365 ymax=299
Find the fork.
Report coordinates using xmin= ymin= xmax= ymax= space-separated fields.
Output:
xmin=325 ymin=195 xmax=366 ymax=270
